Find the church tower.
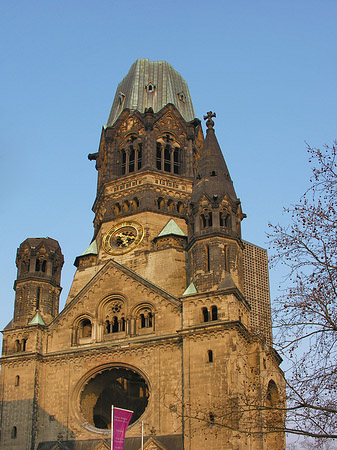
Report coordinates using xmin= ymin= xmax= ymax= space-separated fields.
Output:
xmin=188 ymin=111 xmax=246 ymax=293
xmin=13 ymin=238 xmax=64 ymax=328
xmin=0 ymin=59 xmax=285 ymax=450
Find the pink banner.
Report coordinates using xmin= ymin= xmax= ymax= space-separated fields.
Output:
xmin=112 ymin=406 xmax=133 ymax=450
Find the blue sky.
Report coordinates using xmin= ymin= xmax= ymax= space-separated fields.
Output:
xmin=0 ymin=0 xmax=336 ymax=352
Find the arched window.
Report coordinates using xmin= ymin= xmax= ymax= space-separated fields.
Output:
xmin=201 ymin=212 xmax=212 ymax=229
xmin=211 ymin=305 xmax=218 ymax=321
xmin=35 ymin=259 xmax=41 ymax=271
xmin=121 ymin=143 xmax=142 ymax=175
xmin=112 ymin=316 xmax=119 ymax=333
xmin=72 ymin=317 xmax=93 ymax=345
xmin=11 ymin=426 xmax=17 ymax=439
xmin=266 ymin=380 xmax=283 ymax=447
xmin=137 ymin=307 xmax=154 ymax=333
xmin=41 ymin=260 xmax=47 ymax=272
xmin=103 ymin=300 xmax=126 ymax=337
xmin=22 ymin=260 xmax=30 ymax=272
xmin=14 ymin=340 xmax=21 ymax=352
xmin=120 ymin=317 xmax=126 ymax=332
xmin=266 ymin=380 xmax=279 ymax=408
xmin=131 ymin=198 xmax=139 ymax=210
xmin=21 ymin=339 xmax=27 ymax=352
xmin=122 ymin=201 xmax=129 ymax=212
xmin=177 ymin=202 xmax=184 ymax=214
xmin=80 ymin=319 xmax=92 ymax=338
xmin=167 ymin=200 xmax=174 ymax=212
xmin=15 ymin=375 xmax=20 ymax=387
xmin=157 ymin=197 xmax=164 ymax=210
xmin=156 ymin=137 xmax=180 ymax=174
xmin=202 ymin=307 xmax=209 ymax=323
xmin=114 ymin=203 xmax=121 ymax=216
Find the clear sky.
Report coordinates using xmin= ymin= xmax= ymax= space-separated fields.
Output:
xmin=0 ymin=0 xmax=336 ymax=363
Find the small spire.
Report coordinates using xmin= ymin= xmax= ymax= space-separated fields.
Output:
xmin=204 ymin=111 xmax=216 ymax=130
xmin=191 ymin=112 xmax=237 ymax=203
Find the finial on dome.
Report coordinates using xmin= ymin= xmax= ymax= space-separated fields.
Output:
xmin=204 ymin=111 xmax=216 ymax=130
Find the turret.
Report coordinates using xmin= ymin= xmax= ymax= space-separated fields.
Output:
xmin=13 ymin=237 xmax=64 ymax=327
xmin=187 ymin=112 xmax=246 ymax=292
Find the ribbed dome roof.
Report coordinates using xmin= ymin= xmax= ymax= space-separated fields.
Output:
xmin=107 ymin=59 xmax=195 ymax=126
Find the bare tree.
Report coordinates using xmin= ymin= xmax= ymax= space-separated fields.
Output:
xmin=268 ymin=142 xmax=337 ymax=440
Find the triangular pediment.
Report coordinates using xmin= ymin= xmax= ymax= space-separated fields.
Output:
xmin=93 ymin=440 xmax=110 ymax=450
xmin=51 ymin=258 xmax=180 ymax=328
xmin=157 ymin=219 xmax=186 ymax=238
xmin=218 ymin=273 xmax=237 ymax=290
xmin=142 ymin=436 xmax=168 ymax=450
xmin=50 ymin=443 xmax=68 ymax=450
xmin=153 ymin=104 xmax=189 ymax=139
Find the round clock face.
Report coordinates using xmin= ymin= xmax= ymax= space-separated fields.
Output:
xmin=102 ymin=221 xmax=144 ymax=255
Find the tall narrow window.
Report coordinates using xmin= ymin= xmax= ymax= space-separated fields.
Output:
xmin=137 ymin=144 xmax=142 ymax=170
xmin=173 ymin=148 xmax=180 ymax=174
xmin=15 ymin=375 xmax=20 ymax=386
xmin=35 ymin=259 xmax=40 ymax=271
xmin=14 ymin=340 xmax=20 ymax=352
xmin=205 ymin=245 xmax=210 ymax=272
xmin=41 ymin=260 xmax=47 ymax=273
xmin=211 ymin=305 xmax=218 ymax=321
xmin=208 ymin=212 xmax=213 ymax=227
xmin=21 ymin=339 xmax=27 ymax=352
xmin=224 ymin=245 xmax=229 ymax=272
xmin=164 ymin=145 xmax=171 ymax=172
xmin=112 ymin=316 xmax=119 ymax=333
xmin=202 ymin=307 xmax=209 ymax=323
xmin=122 ymin=150 xmax=127 ymax=174
xmin=36 ymin=287 xmax=41 ymax=310
xmin=129 ymin=147 xmax=135 ymax=173
xmin=208 ymin=350 xmax=213 ymax=363
xmin=156 ymin=143 xmax=162 ymax=170
xmin=156 ymin=139 xmax=180 ymax=173
xmin=225 ymin=214 xmax=231 ymax=228
xmin=11 ymin=426 xmax=17 ymax=439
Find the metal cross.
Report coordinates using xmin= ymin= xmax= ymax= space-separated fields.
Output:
xmin=204 ymin=111 xmax=216 ymax=129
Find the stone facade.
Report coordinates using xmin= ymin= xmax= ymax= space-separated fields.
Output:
xmin=0 ymin=59 xmax=285 ymax=450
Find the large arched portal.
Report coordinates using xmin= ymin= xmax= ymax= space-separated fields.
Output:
xmin=80 ymin=367 xmax=149 ymax=429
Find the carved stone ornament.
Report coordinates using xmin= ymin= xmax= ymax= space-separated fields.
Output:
xmin=102 ymin=221 xmax=144 ymax=255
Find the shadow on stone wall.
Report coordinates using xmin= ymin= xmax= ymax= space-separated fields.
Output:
xmin=0 ymin=399 xmax=182 ymax=450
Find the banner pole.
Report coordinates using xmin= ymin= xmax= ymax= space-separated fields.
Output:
xmin=111 ymin=405 xmax=114 ymax=450
xmin=141 ymin=420 xmax=144 ymax=450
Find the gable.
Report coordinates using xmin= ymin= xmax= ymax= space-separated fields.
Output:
xmin=143 ymin=437 xmax=168 ymax=450
xmin=93 ymin=441 xmax=110 ymax=450
xmin=47 ymin=259 xmax=181 ymax=348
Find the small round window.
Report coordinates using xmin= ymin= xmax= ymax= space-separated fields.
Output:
xmin=80 ymin=367 xmax=149 ymax=430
